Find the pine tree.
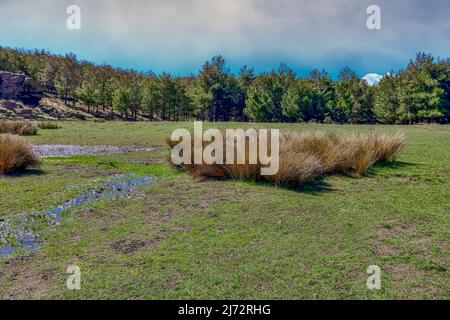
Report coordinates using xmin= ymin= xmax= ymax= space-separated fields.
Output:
xmin=374 ymin=73 xmax=400 ymax=124
xmin=281 ymin=80 xmax=314 ymax=122
xmin=244 ymin=83 xmax=275 ymax=122
xmin=54 ymin=53 xmax=80 ymax=105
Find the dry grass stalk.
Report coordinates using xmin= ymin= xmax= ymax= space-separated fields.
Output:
xmin=167 ymin=130 xmax=406 ymax=186
xmin=38 ymin=121 xmax=60 ymax=130
xmin=0 ymin=120 xmax=38 ymax=136
xmin=0 ymin=134 xmax=41 ymax=174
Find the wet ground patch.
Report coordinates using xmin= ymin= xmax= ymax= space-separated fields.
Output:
xmin=32 ymin=144 xmax=154 ymax=157
xmin=0 ymin=174 xmax=158 ymax=259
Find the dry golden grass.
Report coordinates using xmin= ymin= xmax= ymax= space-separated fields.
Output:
xmin=283 ymin=132 xmax=405 ymax=176
xmin=0 ymin=134 xmax=41 ymax=174
xmin=0 ymin=120 xmax=38 ymax=136
xmin=167 ymin=130 xmax=405 ymax=186
xmin=38 ymin=121 xmax=60 ymax=130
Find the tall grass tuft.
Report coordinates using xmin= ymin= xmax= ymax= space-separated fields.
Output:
xmin=0 ymin=134 xmax=41 ymax=174
xmin=38 ymin=121 xmax=61 ymax=130
xmin=167 ymin=131 xmax=405 ymax=186
xmin=0 ymin=121 xmax=38 ymax=136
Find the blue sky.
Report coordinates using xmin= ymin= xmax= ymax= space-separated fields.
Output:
xmin=0 ymin=0 xmax=449 ymax=78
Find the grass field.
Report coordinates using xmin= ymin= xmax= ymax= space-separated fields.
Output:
xmin=0 ymin=122 xmax=449 ymax=299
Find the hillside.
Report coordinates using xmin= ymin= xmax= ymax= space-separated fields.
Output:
xmin=0 ymin=96 xmax=132 ymax=121
xmin=0 ymin=70 xmax=146 ymax=121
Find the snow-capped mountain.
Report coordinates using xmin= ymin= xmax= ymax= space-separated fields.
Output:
xmin=362 ymin=73 xmax=383 ymax=85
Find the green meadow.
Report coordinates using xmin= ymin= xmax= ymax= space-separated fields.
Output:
xmin=0 ymin=122 xmax=449 ymax=299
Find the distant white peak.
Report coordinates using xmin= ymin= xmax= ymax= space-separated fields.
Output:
xmin=362 ymin=73 xmax=383 ymax=85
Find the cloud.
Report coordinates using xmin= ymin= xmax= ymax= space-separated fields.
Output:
xmin=0 ymin=0 xmax=448 ymax=76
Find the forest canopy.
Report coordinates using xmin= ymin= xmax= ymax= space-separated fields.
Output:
xmin=1 ymin=47 xmax=448 ymax=124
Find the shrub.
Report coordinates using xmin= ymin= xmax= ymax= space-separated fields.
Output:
xmin=0 ymin=134 xmax=41 ymax=174
xmin=38 ymin=121 xmax=61 ymax=129
xmin=0 ymin=121 xmax=38 ymax=136
xmin=167 ymin=130 xmax=405 ymax=186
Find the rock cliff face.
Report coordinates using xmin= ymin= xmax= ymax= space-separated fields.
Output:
xmin=0 ymin=71 xmax=28 ymax=99
xmin=0 ymin=71 xmax=43 ymax=101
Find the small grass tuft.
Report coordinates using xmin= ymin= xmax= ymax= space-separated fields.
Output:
xmin=0 ymin=134 xmax=41 ymax=174
xmin=0 ymin=120 xmax=38 ymax=136
xmin=38 ymin=121 xmax=61 ymax=130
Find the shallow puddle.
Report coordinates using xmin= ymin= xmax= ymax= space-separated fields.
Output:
xmin=0 ymin=174 xmax=157 ymax=258
xmin=31 ymin=144 xmax=154 ymax=157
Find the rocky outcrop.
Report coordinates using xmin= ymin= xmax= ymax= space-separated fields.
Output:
xmin=0 ymin=71 xmax=28 ymax=99
xmin=0 ymin=71 xmax=44 ymax=101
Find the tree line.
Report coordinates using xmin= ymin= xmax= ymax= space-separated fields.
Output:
xmin=1 ymin=47 xmax=448 ymax=124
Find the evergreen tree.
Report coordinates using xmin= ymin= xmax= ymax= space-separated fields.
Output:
xmin=141 ymin=79 xmax=163 ymax=120
xmin=54 ymin=53 xmax=80 ymax=105
xmin=281 ymin=80 xmax=314 ymax=122
xmin=199 ymin=55 xmax=230 ymax=121
xmin=396 ymin=53 xmax=448 ymax=123
xmin=374 ymin=73 xmax=400 ymax=124
xmin=244 ymin=82 xmax=275 ymax=122
xmin=112 ymin=87 xmax=131 ymax=119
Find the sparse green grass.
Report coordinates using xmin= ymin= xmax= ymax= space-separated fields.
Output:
xmin=0 ymin=122 xmax=449 ymax=299
xmin=26 ymin=121 xmax=447 ymax=147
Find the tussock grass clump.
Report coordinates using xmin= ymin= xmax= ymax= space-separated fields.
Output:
xmin=38 ymin=121 xmax=61 ymax=130
xmin=0 ymin=120 xmax=38 ymax=136
xmin=280 ymin=132 xmax=405 ymax=177
xmin=0 ymin=134 xmax=41 ymax=174
xmin=167 ymin=131 xmax=405 ymax=186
